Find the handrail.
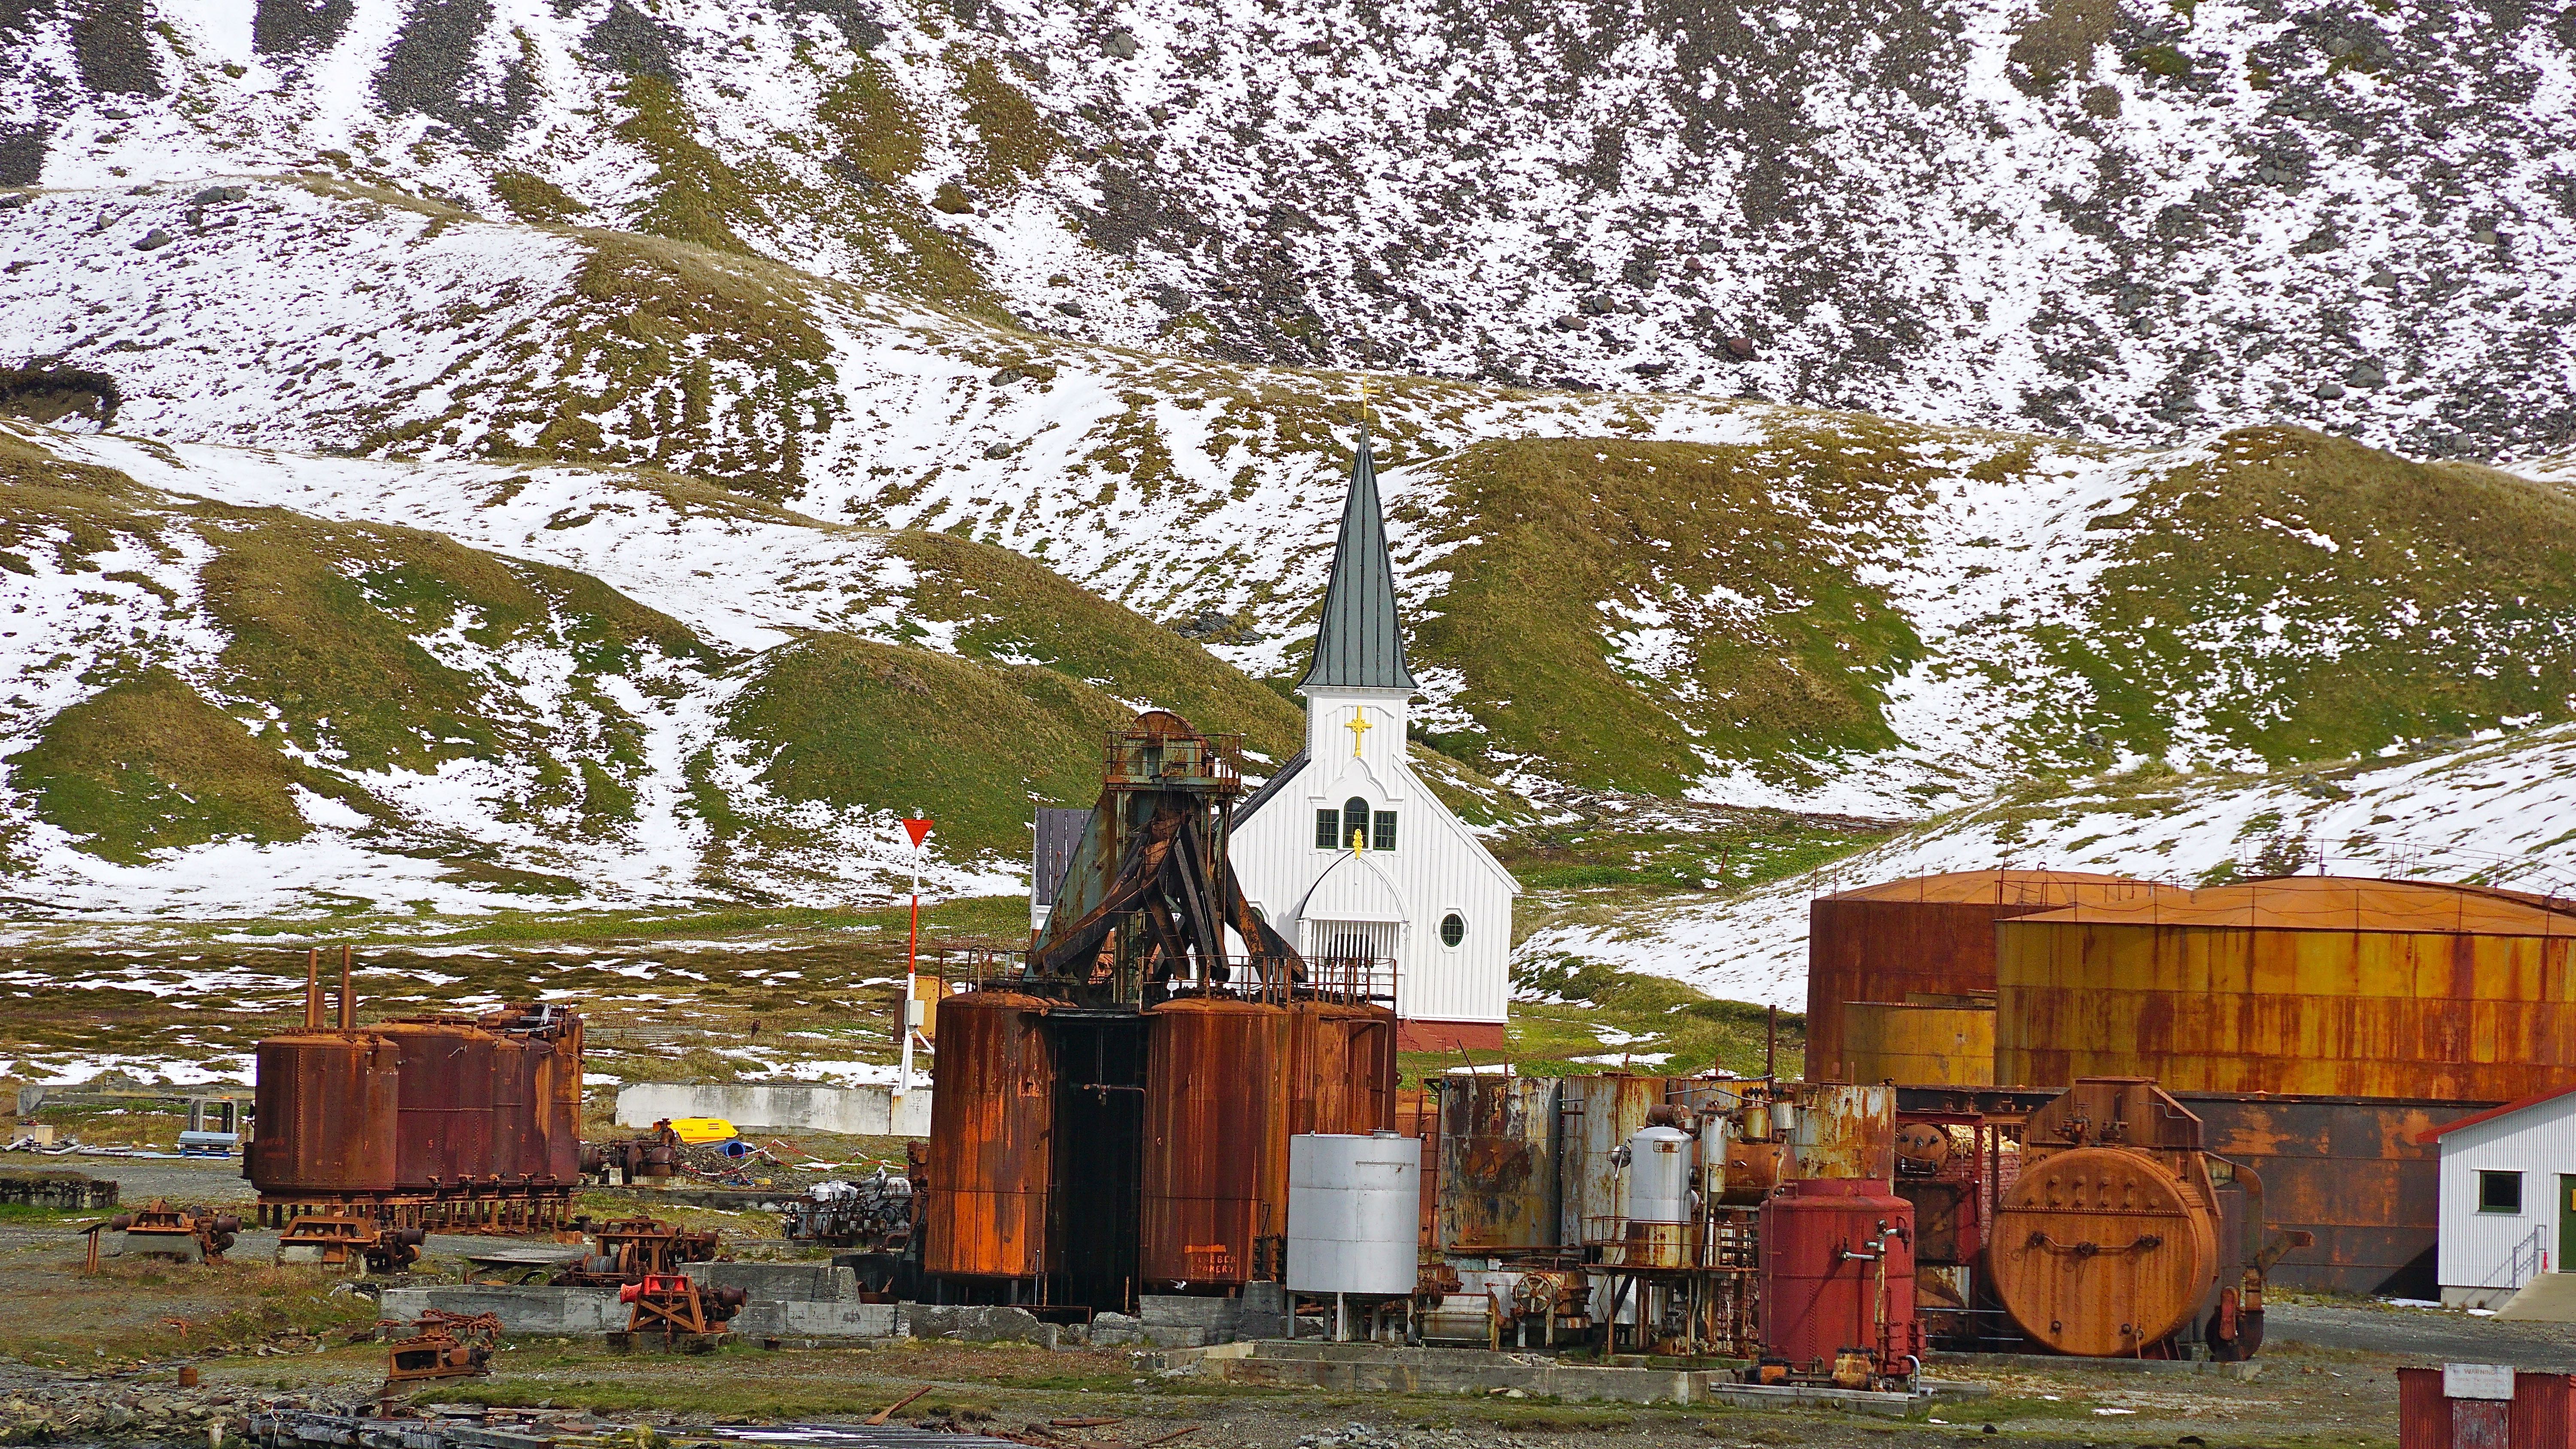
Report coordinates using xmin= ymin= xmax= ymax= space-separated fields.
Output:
xmin=2484 ymin=1222 xmax=2551 ymax=1291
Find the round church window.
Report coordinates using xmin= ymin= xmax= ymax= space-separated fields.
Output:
xmin=1440 ymin=912 xmax=1466 ymax=947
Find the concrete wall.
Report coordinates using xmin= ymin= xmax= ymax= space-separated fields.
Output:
xmin=613 ymin=1082 xmax=932 ymax=1137
xmin=380 ymin=1286 xmax=626 ymax=1336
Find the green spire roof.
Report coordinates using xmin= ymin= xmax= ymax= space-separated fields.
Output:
xmin=1297 ymin=428 xmax=1417 ymax=693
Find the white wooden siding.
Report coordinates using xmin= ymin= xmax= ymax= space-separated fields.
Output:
xmin=2436 ymin=1091 xmax=2576 ymax=1296
xmin=1230 ymin=684 xmax=1517 ymax=1025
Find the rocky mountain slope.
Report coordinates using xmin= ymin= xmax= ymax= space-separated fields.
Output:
xmin=5 ymin=168 xmax=2576 ymax=916
xmin=2 ymin=0 xmax=2571 ymax=458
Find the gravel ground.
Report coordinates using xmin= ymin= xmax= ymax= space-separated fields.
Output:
xmin=21 ymin=1150 xmax=258 ymax=1205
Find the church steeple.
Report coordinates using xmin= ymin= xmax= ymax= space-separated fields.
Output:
xmin=1297 ymin=428 xmax=1418 ymax=693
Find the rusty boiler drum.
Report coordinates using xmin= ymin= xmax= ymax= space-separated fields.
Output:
xmin=1988 ymin=1145 xmax=2220 ymax=1356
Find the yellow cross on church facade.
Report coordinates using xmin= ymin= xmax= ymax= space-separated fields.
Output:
xmin=1346 ymin=709 xmax=1372 ymax=757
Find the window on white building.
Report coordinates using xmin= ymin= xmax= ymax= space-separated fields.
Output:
xmin=1373 ymin=810 xmax=1397 ymax=851
xmin=1313 ymin=809 xmax=1338 ymax=849
xmin=2480 ymin=1170 xmax=2524 ymax=1214
xmin=1342 ymin=797 xmax=1369 ymax=848
xmin=1439 ymin=912 xmax=1466 ymax=947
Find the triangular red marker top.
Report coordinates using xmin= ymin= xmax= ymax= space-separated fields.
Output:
xmin=902 ymin=817 xmax=934 ymax=848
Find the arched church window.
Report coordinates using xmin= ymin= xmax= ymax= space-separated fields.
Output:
xmin=1440 ymin=912 xmax=1466 ymax=948
xmin=1343 ymin=797 xmax=1370 ymax=848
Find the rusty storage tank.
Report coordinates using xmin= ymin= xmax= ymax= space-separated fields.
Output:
xmin=1985 ymin=1079 xmax=2278 ymax=1360
xmin=1141 ymin=997 xmax=1294 ymax=1288
xmin=1560 ymin=1075 xmax=1671 ymax=1246
xmin=371 ymin=1020 xmax=499 ymax=1191
xmin=1291 ymin=1000 xmax=1399 ymax=1137
xmin=1435 ymin=1073 xmax=1561 ymax=1252
xmin=1395 ymin=1086 xmax=1439 ymax=1252
xmin=1807 ymin=870 xmax=2185 ymax=1082
xmin=487 ymin=1032 xmax=537 ymax=1183
xmin=529 ymin=1014 xmax=584 ymax=1183
xmin=1842 ymin=1002 xmax=1995 ymax=1086
xmin=1759 ymin=1178 xmax=1920 ymax=1376
xmin=2180 ymin=1089 xmax=2483 ymax=1298
xmin=1996 ymin=877 xmax=2576 ymax=1100
xmin=925 ymin=990 xmax=1058 ymax=1280
xmin=245 ymin=1029 xmax=401 ymax=1196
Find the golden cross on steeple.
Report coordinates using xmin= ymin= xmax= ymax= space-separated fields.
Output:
xmin=1346 ymin=709 xmax=1372 ymax=757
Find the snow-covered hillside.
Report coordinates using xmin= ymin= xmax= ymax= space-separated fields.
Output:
xmin=1523 ymin=721 xmax=2576 ymax=1008
xmin=12 ymin=181 xmax=2576 ymax=830
xmin=2 ymin=0 xmax=2571 ymax=457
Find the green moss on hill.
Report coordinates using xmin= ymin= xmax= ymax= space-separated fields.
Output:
xmin=717 ymin=633 xmax=1132 ymax=860
xmin=1398 ymin=430 xmax=1931 ymax=795
xmin=614 ymin=75 xmax=764 ymax=254
xmin=2038 ymin=427 xmax=2576 ymax=764
xmin=8 ymin=670 xmax=313 ymax=863
xmin=890 ymin=531 xmax=1303 ymax=761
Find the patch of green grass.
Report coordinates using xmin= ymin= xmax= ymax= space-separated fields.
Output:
xmin=491 ymin=170 xmax=588 ymax=223
xmin=613 ymin=74 xmax=764 ymax=254
xmin=957 ymin=57 xmax=1061 ymax=191
xmin=1397 ymin=430 xmax=1934 ymax=795
xmin=817 ymin=61 xmax=924 ymax=185
xmin=7 ymin=669 xmax=313 ymax=863
xmin=2033 ymin=426 xmax=2576 ymax=767
xmin=1487 ymin=956 xmax=1805 ymax=1080
xmin=717 ymin=633 xmax=1130 ymax=861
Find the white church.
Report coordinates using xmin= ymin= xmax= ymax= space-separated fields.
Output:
xmin=1224 ymin=432 xmax=1521 ymax=1051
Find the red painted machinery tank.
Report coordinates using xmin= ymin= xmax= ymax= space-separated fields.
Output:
xmin=245 ymin=1031 xmax=400 ymax=1195
xmin=1759 ymin=1178 xmax=1922 ymax=1376
xmin=373 ymin=1020 xmax=498 ymax=1191
xmin=1141 ymin=997 xmax=1292 ymax=1288
xmin=924 ymin=991 xmax=1058 ymax=1279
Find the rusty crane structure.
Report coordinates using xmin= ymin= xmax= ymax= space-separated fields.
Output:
xmin=926 ymin=710 xmax=1399 ymax=1314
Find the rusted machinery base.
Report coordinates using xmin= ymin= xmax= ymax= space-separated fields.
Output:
xmin=256 ymin=1188 xmax=574 ymax=1234
xmin=604 ymin=1330 xmax=729 ymax=1355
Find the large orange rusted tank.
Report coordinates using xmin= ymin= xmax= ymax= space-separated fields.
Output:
xmin=1291 ymin=1000 xmax=1399 ymax=1137
xmin=1986 ymin=1078 xmax=2279 ymax=1361
xmin=1807 ymin=870 xmax=2185 ymax=1082
xmin=924 ymin=990 xmax=1058 ymax=1279
xmin=246 ymin=1030 xmax=400 ymax=1195
xmin=1140 ymin=997 xmax=1293 ymax=1287
xmin=1996 ymin=877 xmax=2576 ymax=1100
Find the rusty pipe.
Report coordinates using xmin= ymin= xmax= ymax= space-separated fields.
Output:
xmin=304 ymin=948 xmax=322 ymax=1028
xmin=338 ymin=944 xmax=354 ymax=1029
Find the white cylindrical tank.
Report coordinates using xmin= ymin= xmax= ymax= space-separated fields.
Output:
xmin=1622 ymin=1125 xmax=1693 ymax=1226
xmin=1288 ymin=1131 xmax=1420 ymax=1295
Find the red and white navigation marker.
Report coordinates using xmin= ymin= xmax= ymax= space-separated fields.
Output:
xmin=898 ymin=815 xmax=933 ymax=1097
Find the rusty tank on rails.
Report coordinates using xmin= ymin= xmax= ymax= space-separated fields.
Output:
xmin=925 ymin=710 xmax=1397 ymax=1312
xmin=246 ymin=950 xmax=585 ymax=1230
xmin=1806 ymin=870 xmax=2185 ymax=1082
xmin=1986 ymin=1079 xmax=2307 ymax=1360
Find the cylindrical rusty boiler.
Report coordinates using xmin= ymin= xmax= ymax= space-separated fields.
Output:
xmin=924 ymin=990 xmax=1057 ymax=1279
xmin=488 ymin=1032 xmax=537 ymax=1183
xmin=1141 ymin=997 xmax=1292 ymax=1288
xmin=1758 ymin=1178 xmax=1920 ymax=1375
xmin=1984 ymin=1079 xmax=2233 ymax=1357
xmin=1806 ymin=870 xmax=2184 ymax=1082
xmin=1988 ymin=1145 xmax=2220 ymax=1356
xmin=1435 ymin=1073 xmax=1561 ymax=1252
xmin=1290 ymin=1000 xmax=1399 ymax=1137
xmin=372 ymin=1021 xmax=498 ymax=1191
xmin=244 ymin=1030 xmax=400 ymax=1195
xmin=530 ymin=1017 xmax=583 ymax=1183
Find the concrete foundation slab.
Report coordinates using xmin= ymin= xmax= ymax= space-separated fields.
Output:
xmin=380 ymin=1286 xmax=626 ymax=1337
xmin=614 ymin=1083 xmax=931 ymax=1137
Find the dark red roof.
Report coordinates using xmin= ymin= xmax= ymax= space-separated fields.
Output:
xmin=2419 ymin=1083 xmax=2576 ymax=1143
